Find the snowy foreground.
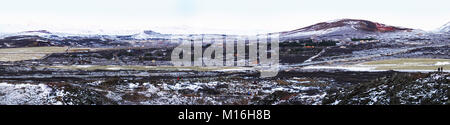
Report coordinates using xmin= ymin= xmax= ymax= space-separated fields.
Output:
xmin=0 ymin=72 xmax=448 ymax=105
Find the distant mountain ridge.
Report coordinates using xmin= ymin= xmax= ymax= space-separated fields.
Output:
xmin=1 ymin=18 xmax=448 ymax=48
xmin=23 ymin=30 xmax=52 ymax=34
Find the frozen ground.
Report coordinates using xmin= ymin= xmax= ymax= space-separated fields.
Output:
xmin=302 ymin=58 xmax=450 ymax=72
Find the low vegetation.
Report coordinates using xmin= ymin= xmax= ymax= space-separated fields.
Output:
xmin=0 ymin=47 xmax=68 ymax=62
xmin=363 ymin=58 xmax=450 ymax=71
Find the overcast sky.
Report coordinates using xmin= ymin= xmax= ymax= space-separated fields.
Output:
xmin=0 ymin=0 xmax=449 ymax=34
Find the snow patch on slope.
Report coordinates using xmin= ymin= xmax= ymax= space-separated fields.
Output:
xmin=284 ymin=26 xmax=350 ymax=38
xmin=440 ymin=22 xmax=450 ymax=33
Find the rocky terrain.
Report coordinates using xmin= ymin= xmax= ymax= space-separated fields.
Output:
xmin=323 ymin=73 xmax=449 ymax=105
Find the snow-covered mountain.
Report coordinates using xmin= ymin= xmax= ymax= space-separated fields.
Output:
xmin=0 ymin=30 xmax=131 ymax=48
xmin=280 ymin=19 xmax=412 ymax=40
xmin=0 ymin=30 xmax=112 ymax=40
xmin=0 ymin=30 xmax=53 ymax=39
xmin=440 ymin=22 xmax=450 ymax=33
xmin=130 ymin=30 xmax=172 ymax=40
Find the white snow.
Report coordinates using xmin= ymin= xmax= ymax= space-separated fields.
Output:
xmin=132 ymin=32 xmax=152 ymax=39
xmin=0 ymin=82 xmax=62 ymax=105
xmin=144 ymin=83 xmax=159 ymax=94
xmin=128 ymin=83 xmax=140 ymax=89
xmin=167 ymin=82 xmax=204 ymax=91
xmin=435 ymin=62 xmax=450 ymax=66
xmin=105 ymin=91 xmax=122 ymax=102
xmin=87 ymin=81 xmax=103 ymax=86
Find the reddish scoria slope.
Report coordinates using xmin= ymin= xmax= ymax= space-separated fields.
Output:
xmin=282 ymin=19 xmax=411 ymax=37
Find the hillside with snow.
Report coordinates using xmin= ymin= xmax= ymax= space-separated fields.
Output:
xmin=280 ymin=19 xmax=413 ymax=40
xmin=440 ymin=22 xmax=450 ymax=33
